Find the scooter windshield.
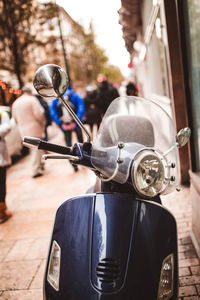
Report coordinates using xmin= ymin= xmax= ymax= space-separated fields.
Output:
xmin=91 ymin=96 xmax=180 ymax=194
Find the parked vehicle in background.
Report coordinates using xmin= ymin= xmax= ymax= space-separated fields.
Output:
xmin=0 ymin=106 xmax=27 ymax=161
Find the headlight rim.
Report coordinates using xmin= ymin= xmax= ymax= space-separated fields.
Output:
xmin=132 ymin=149 xmax=167 ymax=198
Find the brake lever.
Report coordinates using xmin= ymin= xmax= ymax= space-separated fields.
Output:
xmin=43 ymin=154 xmax=80 ymax=161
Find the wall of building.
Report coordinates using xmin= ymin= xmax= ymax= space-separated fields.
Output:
xmin=178 ymin=0 xmax=200 ymax=257
xmin=134 ymin=0 xmax=172 ymax=116
xmin=120 ymin=0 xmax=199 ymax=258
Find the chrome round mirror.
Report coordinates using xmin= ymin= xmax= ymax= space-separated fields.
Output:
xmin=176 ymin=127 xmax=191 ymax=148
xmin=33 ymin=64 xmax=69 ymax=98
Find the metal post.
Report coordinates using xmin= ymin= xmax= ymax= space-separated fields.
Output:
xmin=55 ymin=3 xmax=72 ymax=86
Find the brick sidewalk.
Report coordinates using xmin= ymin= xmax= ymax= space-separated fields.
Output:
xmin=162 ymin=188 xmax=200 ymax=299
xmin=0 ymin=127 xmax=199 ymax=299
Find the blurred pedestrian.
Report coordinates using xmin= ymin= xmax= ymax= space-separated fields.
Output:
xmin=12 ymin=84 xmax=46 ymax=178
xmin=96 ymin=75 xmax=119 ymax=115
xmin=35 ymin=95 xmax=52 ymax=141
xmin=126 ymin=82 xmax=139 ymax=96
xmin=49 ymin=85 xmax=85 ymax=172
xmin=84 ymin=85 xmax=101 ymax=137
xmin=0 ymin=110 xmax=12 ymax=223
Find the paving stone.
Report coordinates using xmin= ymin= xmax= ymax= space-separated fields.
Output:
xmin=179 ymin=267 xmax=191 ymax=277
xmin=196 ymin=285 xmax=200 ymax=294
xmin=6 ymin=208 xmax=56 ymax=224
xmin=0 ymin=241 xmax=15 ymax=262
xmin=179 ymin=251 xmax=199 ymax=260
xmin=30 ymin=259 xmax=46 ymax=289
xmin=179 ymin=259 xmax=200 ymax=268
xmin=191 ymin=266 xmax=200 ymax=275
xmin=0 ymin=221 xmax=53 ymax=241
xmin=179 ymin=285 xmax=197 ymax=297
xmin=177 ymin=221 xmax=190 ymax=228
xmin=178 ymin=227 xmax=191 ymax=234
xmin=179 ymin=244 xmax=196 ymax=253
xmin=181 ymin=236 xmax=193 ymax=245
xmin=0 ymin=289 xmax=42 ymax=299
xmin=4 ymin=239 xmax=34 ymax=262
xmin=0 ymin=260 xmax=41 ymax=290
xmin=180 ymin=252 xmax=186 ymax=260
xmin=24 ymin=238 xmax=49 ymax=260
xmin=179 ymin=275 xmax=200 ymax=286
xmin=179 ymin=233 xmax=193 ymax=239
xmin=183 ymin=297 xmax=200 ymax=300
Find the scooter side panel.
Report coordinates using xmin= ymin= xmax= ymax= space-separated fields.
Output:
xmin=124 ymin=200 xmax=178 ymax=300
xmin=44 ymin=194 xmax=97 ymax=300
xmin=44 ymin=193 xmax=178 ymax=300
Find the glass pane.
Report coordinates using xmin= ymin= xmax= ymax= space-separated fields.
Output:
xmin=187 ymin=0 xmax=200 ymax=170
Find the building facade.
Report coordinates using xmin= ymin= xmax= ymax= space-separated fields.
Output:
xmin=119 ymin=0 xmax=200 ymax=256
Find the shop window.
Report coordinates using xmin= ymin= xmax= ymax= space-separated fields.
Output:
xmin=187 ymin=0 xmax=200 ymax=170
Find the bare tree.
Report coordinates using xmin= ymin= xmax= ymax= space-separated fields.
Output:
xmin=0 ymin=0 xmax=57 ymax=88
xmin=68 ymin=22 xmax=108 ymax=86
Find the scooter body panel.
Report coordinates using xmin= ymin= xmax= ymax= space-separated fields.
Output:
xmin=44 ymin=193 xmax=178 ymax=300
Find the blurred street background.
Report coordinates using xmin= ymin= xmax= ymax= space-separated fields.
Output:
xmin=0 ymin=0 xmax=200 ymax=299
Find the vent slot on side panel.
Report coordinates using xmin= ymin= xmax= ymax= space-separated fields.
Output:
xmin=96 ymin=258 xmax=120 ymax=283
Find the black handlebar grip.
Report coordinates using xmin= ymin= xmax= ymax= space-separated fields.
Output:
xmin=38 ymin=140 xmax=72 ymax=155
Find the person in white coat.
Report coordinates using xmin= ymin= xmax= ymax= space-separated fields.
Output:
xmin=12 ymin=85 xmax=46 ymax=178
xmin=0 ymin=110 xmax=12 ymax=223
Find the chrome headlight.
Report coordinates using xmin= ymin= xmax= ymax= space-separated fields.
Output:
xmin=132 ymin=150 xmax=166 ymax=197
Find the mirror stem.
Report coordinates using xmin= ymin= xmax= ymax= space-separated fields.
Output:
xmin=163 ymin=143 xmax=179 ymax=157
xmin=60 ymin=95 xmax=91 ymax=143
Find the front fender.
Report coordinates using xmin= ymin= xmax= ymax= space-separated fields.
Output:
xmin=44 ymin=193 xmax=178 ymax=300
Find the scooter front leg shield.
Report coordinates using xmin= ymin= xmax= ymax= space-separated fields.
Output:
xmin=44 ymin=193 xmax=178 ymax=300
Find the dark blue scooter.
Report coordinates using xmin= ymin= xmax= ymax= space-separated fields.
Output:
xmin=23 ymin=64 xmax=191 ymax=300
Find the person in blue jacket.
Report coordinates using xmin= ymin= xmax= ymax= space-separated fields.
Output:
xmin=49 ymin=86 xmax=85 ymax=171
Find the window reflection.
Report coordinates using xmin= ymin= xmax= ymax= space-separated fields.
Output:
xmin=187 ymin=0 xmax=200 ymax=170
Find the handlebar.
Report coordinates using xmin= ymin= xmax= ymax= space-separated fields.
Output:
xmin=23 ymin=136 xmax=72 ymax=155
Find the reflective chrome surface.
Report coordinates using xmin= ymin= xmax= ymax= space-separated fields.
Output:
xmin=33 ymin=64 xmax=69 ymax=98
xmin=33 ymin=64 xmax=91 ymax=142
xmin=176 ymin=127 xmax=191 ymax=148
xmin=132 ymin=150 xmax=166 ymax=197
